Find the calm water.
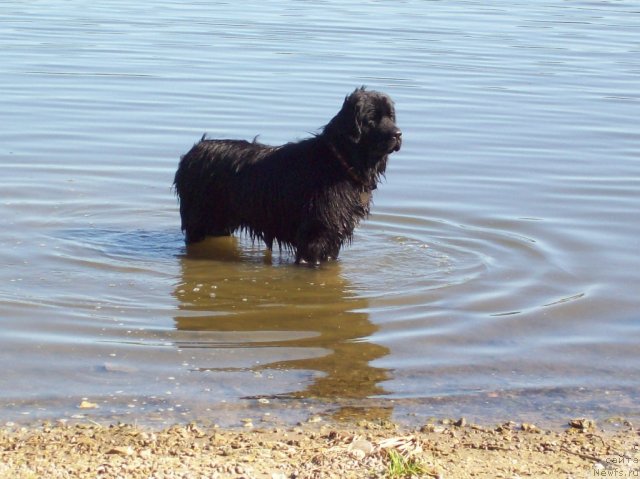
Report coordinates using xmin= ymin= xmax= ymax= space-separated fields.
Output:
xmin=1 ymin=1 xmax=639 ymax=427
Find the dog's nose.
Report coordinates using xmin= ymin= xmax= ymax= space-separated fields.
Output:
xmin=392 ymin=130 xmax=402 ymax=152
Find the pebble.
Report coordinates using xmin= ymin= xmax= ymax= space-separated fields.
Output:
xmin=569 ymin=418 xmax=596 ymax=431
xmin=350 ymin=439 xmax=374 ymax=456
xmin=241 ymin=418 xmax=254 ymax=428
xmin=77 ymin=400 xmax=99 ymax=409
xmin=106 ymin=446 xmax=134 ymax=456
xmin=454 ymin=417 xmax=467 ymax=427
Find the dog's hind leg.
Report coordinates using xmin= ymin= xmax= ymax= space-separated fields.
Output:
xmin=181 ymin=213 xmax=208 ymax=244
xmin=184 ymin=221 xmax=232 ymax=244
xmin=179 ymin=201 xmax=229 ymax=243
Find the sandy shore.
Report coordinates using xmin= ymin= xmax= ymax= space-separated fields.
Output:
xmin=1 ymin=417 xmax=639 ymax=478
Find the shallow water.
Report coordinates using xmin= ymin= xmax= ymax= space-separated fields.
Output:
xmin=1 ymin=0 xmax=639 ymax=426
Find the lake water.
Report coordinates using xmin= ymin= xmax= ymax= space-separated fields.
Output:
xmin=1 ymin=0 xmax=639 ymax=427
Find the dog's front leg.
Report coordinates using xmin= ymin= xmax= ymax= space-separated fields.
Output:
xmin=294 ymin=220 xmax=340 ymax=265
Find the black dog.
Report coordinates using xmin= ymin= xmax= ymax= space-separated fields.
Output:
xmin=174 ymin=87 xmax=401 ymax=264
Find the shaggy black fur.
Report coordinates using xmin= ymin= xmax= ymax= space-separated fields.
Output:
xmin=174 ymin=87 xmax=401 ymax=264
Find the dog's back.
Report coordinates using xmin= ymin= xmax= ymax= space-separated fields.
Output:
xmin=175 ymin=137 xmax=328 ymax=247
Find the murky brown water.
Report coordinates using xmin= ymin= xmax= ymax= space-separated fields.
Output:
xmin=1 ymin=0 xmax=639 ymax=426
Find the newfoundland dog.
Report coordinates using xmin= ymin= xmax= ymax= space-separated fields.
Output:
xmin=174 ymin=87 xmax=401 ymax=264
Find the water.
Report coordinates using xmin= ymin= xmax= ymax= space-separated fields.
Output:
xmin=1 ymin=0 xmax=639 ymax=427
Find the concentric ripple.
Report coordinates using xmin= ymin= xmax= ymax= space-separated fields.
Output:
xmin=344 ymin=211 xmax=577 ymax=322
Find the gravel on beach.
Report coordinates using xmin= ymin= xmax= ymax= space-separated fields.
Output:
xmin=1 ymin=417 xmax=639 ymax=478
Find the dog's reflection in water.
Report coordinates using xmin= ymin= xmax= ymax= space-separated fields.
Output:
xmin=174 ymin=236 xmax=392 ymax=421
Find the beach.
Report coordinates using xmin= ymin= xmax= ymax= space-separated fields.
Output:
xmin=2 ymin=417 xmax=638 ymax=478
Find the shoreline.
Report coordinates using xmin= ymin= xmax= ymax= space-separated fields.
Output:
xmin=2 ymin=417 xmax=638 ymax=478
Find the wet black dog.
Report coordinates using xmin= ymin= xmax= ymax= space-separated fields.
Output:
xmin=174 ymin=87 xmax=401 ymax=264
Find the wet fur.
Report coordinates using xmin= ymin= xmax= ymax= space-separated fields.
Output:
xmin=174 ymin=87 xmax=401 ymax=264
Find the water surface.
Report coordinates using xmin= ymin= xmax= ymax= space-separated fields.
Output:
xmin=1 ymin=0 xmax=639 ymax=426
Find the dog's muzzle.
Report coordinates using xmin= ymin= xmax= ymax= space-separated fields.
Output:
xmin=391 ymin=129 xmax=402 ymax=152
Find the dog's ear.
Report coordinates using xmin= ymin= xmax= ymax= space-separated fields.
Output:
xmin=323 ymin=88 xmax=367 ymax=144
xmin=338 ymin=89 xmax=366 ymax=143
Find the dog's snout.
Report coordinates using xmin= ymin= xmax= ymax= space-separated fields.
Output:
xmin=392 ymin=129 xmax=402 ymax=152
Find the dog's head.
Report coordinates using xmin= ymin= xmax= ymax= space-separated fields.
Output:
xmin=324 ymin=87 xmax=401 ymax=180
